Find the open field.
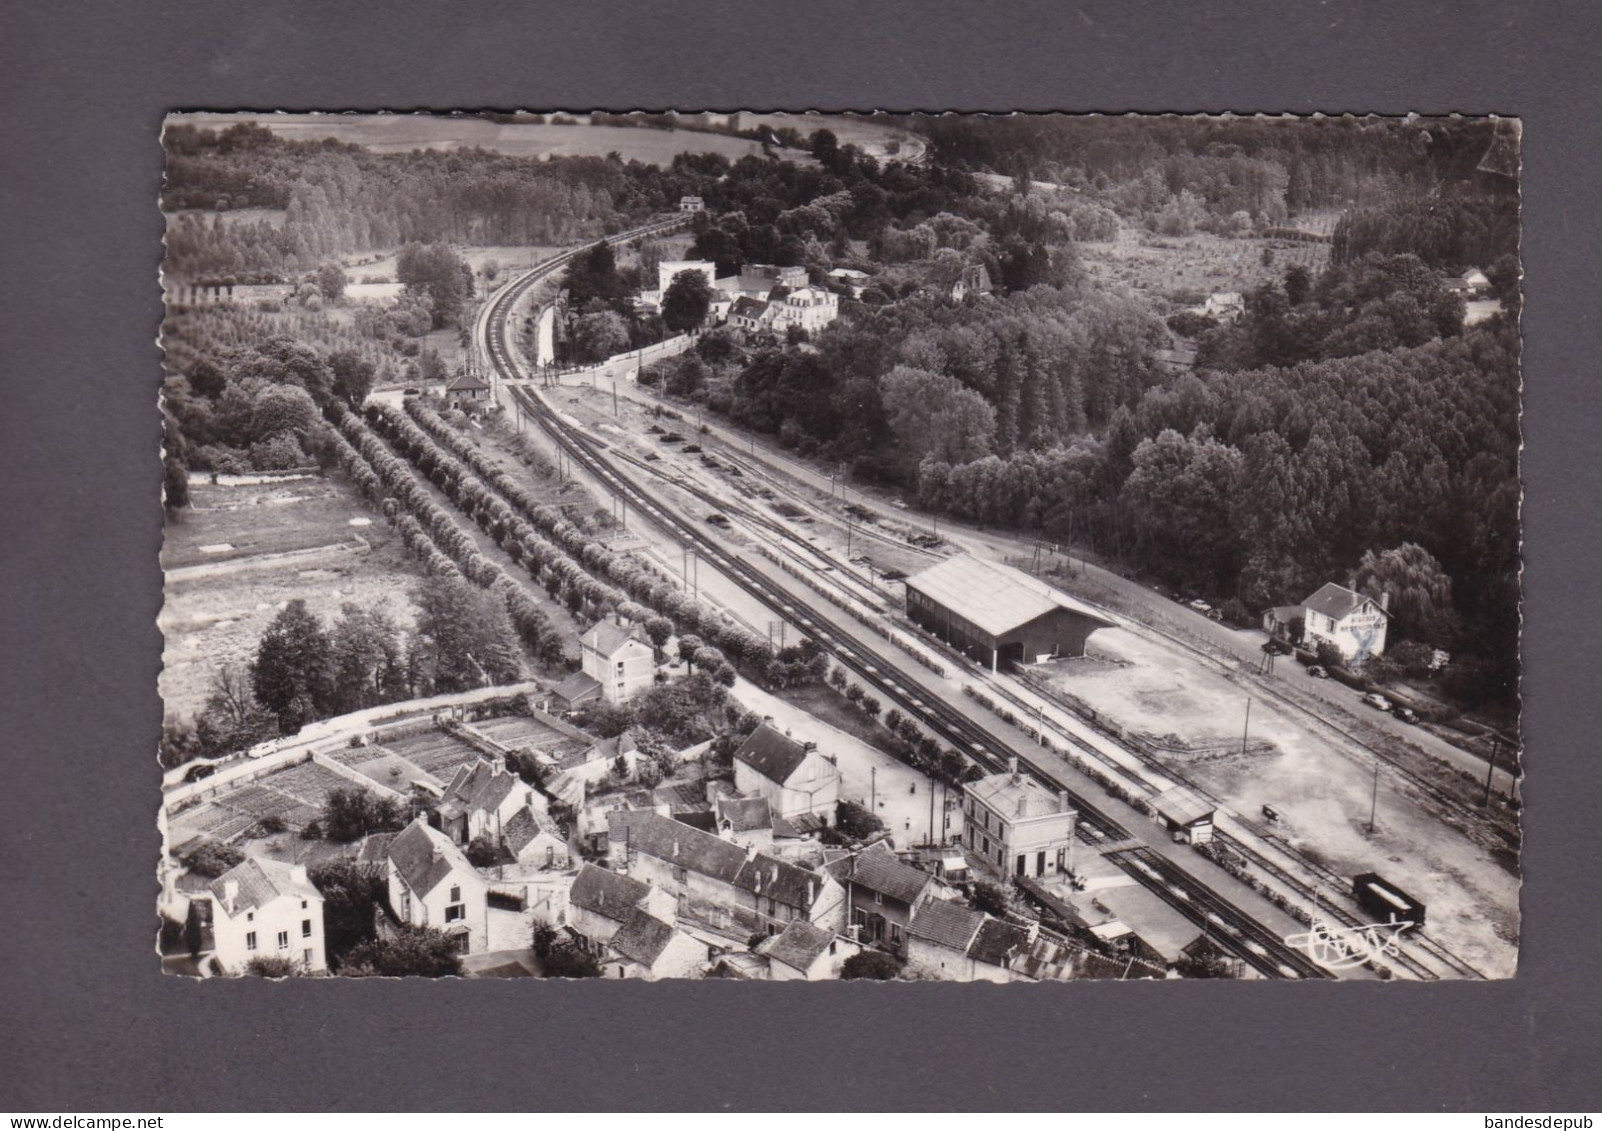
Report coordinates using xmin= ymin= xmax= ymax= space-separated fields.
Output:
xmin=159 ymin=475 xmax=425 ymax=724
xmin=177 ymin=113 xmax=775 ymax=166
xmin=1082 ymin=224 xmax=1332 ymax=307
xmin=1038 ymin=627 xmax=1519 ymax=976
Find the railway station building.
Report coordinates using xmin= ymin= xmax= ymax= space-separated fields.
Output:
xmin=903 ymin=554 xmax=1116 ymax=671
xmin=961 ymin=757 xmax=1078 ymax=881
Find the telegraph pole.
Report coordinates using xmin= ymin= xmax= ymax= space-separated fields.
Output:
xmin=1482 ymin=734 xmax=1501 ymax=806
xmin=1241 ymin=698 xmax=1252 ymax=756
xmin=1368 ymin=758 xmax=1380 ymax=835
xmin=871 ymin=766 xmax=877 ymax=813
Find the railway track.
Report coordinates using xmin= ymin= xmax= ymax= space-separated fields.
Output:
xmin=479 ymin=246 xmax=1338 ymax=981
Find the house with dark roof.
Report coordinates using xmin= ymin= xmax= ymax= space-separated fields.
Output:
xmin=436 ymin=757 xmax=539 ymax=848
xmin=715 ymin=795 xmax=774 ymax=854
xmin=579 ymin=615 xmax=656 ymax=705
xmin=445 ymin=369 xmax=491 ymax=405
xmin=733 ymin=722 xmax=840 ymax=827
xmin=962 ymin=757 xmax=1077 ymax=880
xmin=503 ymin=806 xmax=570 ymax=873
xmin=206 ymin=858 xmax=326 ymax=975
xmin=905 ymin=895 xmax=987 ymax=978
xmin=1299 ymin=582 xmax=1390 ymax=664
xmin=733 ymin=852 xmax=846 ymax=936
xmin=728 ymin=295 xmax=773 ymax=334
xmin=965 ymin=918 xmax=1037 ymax=981
xmin=827 ymin=843 xmax=935 ymax=955
xmin=385 ymin=819 xmax=489 ymax=954
xmin=758 ymin=919 xmax=860 ymax=981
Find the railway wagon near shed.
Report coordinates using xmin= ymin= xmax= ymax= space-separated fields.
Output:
xmin=904 ymin=554 xmax=1117 ymax=671
xmin=1352 ymin=872 xmax=1426 ymax=929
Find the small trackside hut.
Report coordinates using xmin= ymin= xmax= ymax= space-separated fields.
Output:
xmin=903 ymin=554 xmax=1116 ymax=672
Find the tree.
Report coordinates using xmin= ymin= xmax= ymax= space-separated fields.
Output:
xmin=541 ymin=941 xmax=602 ymax=978
xmin=244 ymin=956 xmax=298 ymax=978
xmin=341 ymin=925 xmax=463 ymax=977
xmin=1283 ymin=264 xmax=1312 ymax=306
xmin=251 ymin=599 xmax=334 ymax=733
xmin=327 ymin=602 xmax=408 ymax=714
xmin=677 ymin=633 xmax=704 ymax=670
xmin=163 ymin=457 xmax=190 ymax=511
xmin=328 ymin=348 xmax=377 ymax=409
xmin=881 ymin=365 xmax=997 ymax=480
xmin=840 ymin=950 xmax=902 ymax=980
xmin=308 ymin=859 xmax=386 ymax=968
xmin=835 ymin=800 xmax=885 ymax=840
xmin=466 ymin=833 xmax=505 ymax=868
xmin=319 ymin=786 xmax=406 ymax=842
xmin=412 ymin=576 xmax=522 ymax=694
xmin=314 ymin=263 xmax=347 ymax=305
xmin=570 ymin=310 xmax=630 ymax=364
xmin=1353 ymin=542 xmax=1458 ymax=646
xmin=181 ymin=841 xmax=244 ymax=878
xmin=662 ymin=269 xmax=714 ymax=334
xmin=971 ymin=881 xmax=1013 ymax=918
xmin=397 ymin=242 xmax=472 ymax=329
xmin=643 ymin=615 xmax=675 ymax=658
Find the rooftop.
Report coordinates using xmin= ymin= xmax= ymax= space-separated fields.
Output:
xmin=716 ymin=795 xmax=773 ymax=834
xmin=582 ymin=617 xmax=647 ymax=658
xmin=619 ymin=812 xmax=748 ymax=884
xmin=1152 ymin=785 xmax=1215 ymax=827
xmin=966 ymin=769 xmax=1073 ymax=821
xmin=734 ymin=853 xmax=828 ymax=911
xmin=1302 ymin=581 xmax=1388 ymax=622
xmin=907 ymin=896 xmax=986 ymax=952
xmin=208 ymin=857 xmax=321 ymax=918
xmin=759 ymin=919 xmax=836 ymax=973
xmin=968 ymin=918 xmax=1034 ymax=968
xmin=608 ymin=906 xmax=680 ymax=967
xmin=905 ymin=554 xmax=1116 ymax=639
xmin=829 ymin=845 xmax=932 ymax=907
xmin=733 ymin=722 xmax=815 ymax=786
xmin=441 ymin=759 xmax=520 ymax=816
xmin=386 ymin=820 xmax=474 ymax=900
xmin=569 ymin=863 xmax=650 ymax=921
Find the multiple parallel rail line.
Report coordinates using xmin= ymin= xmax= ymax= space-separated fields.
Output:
xmin=479 ymin=239 xmax=1340 ymax=980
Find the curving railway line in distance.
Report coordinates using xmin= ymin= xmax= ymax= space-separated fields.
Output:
xmin=479 ymin=231 xmax=1334 ymax=981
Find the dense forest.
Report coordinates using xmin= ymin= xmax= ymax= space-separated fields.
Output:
xmin=163 ymin=116 xmax=1521 ymax=704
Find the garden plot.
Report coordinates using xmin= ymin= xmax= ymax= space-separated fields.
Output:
xmin=381 ymin=730 xmax=486 ymax=779
xmin=473 ymin=716 xmax=591 ymax=757
xmin=337 ymin=748 xmax=442 ymax=793
xmin=1081 ymin=224 xmax=1331 ymax=304
xmin=159 ymin=475 xmax=425 ymax=724
xmin=1039 ymin=626 xmax=1519 ymax=977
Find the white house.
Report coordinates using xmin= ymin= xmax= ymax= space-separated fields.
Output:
xmin=826 ymin=267 xmax=872 ymax=299
xmin=1300 ymin=582 xmax=1391 ymax=664
xmin=503 ymin=806 xmax=570 ymax=873
xmin=962 ymin=758 xmax=1077 ymax=880
xmin=733 ymin=722 xmax=841 ymax=828
xmin=678 ymin=195 xmax=706 ymax=213
xmin=436 ymin=757 xmax=540 ymax=847
xmin=715 ymin=795 xmax=774 ymax=855
xmin=385 ymin=819 xmax=490 ymax=955
xmin=207 ymin=857 xmax=327 ymax=975
xmin=602 ymin=906 xmax=708 ymax=980
xmin=767 ymin=285 xmax=839 ymax=334
xmin=657 ymin=260 xmax=718 ymax=297
xmin=1203 ymin=291 xmax=1245 ymax=321
xmin=579 ymin=616 xmax=657 ymax=704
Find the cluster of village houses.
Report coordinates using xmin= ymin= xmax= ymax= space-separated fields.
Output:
xmin=171 ymin=598 xmax=1186 ymax=982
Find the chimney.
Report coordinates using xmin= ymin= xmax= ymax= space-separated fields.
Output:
xmin=1008 ymin=755 xmax=1020 ymax=783
xmin=809 ymin=878 xmax=818 ymax=906
xmin=223 ymin=880 xmax=239 ymax=910
xmin=290 ymin=864 xmax=309 ymax=886
xmin=1060 ymin=790 xmax=1072 ymax=814
xmin=1380 ymin=590 xmax=1391 ymax=612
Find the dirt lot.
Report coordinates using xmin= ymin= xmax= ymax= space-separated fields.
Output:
xmin=160 ymin=475 xmax=426 ymax=724
xmin=1039 ymin=626 xmax=1519 ymax=977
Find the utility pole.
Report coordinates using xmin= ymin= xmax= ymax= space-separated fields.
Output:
xmin=871 ymin=766 xmax=877 ymax=813
xmin=928 ymin=772 xmax=936 ymax=846
xmin=1241 ymin=698 xmax=1252 ymax=756
xmin=1482 ymin=735 xmax=1501 ymax=806
xmin=1367 ymin=757 xmax=1382 ymax=834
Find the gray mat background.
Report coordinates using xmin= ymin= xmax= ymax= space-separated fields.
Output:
xmin=2 ymin=0 xmax=1598 ymax=1112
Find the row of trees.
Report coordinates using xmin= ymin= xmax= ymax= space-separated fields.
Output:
xmin=388 ymin=400 xmax=781 ymax=673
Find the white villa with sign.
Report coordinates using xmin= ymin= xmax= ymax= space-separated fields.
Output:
xmin=1299 ymin=582 xmax=1390 ymax=664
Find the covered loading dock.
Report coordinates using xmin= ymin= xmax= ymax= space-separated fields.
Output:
xmin=903 ymin=554 xmax=1117 ymax=671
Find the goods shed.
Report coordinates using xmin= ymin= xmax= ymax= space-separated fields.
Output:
xmin=1150 ymin=785 xmax=1215 ymax=845
xmin=904 ymin=554 xmax=1116 ymax=671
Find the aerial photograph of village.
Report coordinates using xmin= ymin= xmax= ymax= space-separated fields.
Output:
xmin=156 ymin=111 xmax=1521 ymax=983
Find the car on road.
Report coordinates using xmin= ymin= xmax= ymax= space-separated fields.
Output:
xmin=1207 ymin=608 xmax=1224 ymax=621
xmin=1306 ymin=664 xmax=1329 ymax=678
xmin=183 ymin=763 xmax=217 ymax=783
xmin=889 ymin=498 xmax=909 ymax=510
xmin=1393 ymin=707 xmax=1420 ymax=724
xmin=1361 ymin=692 xmax=1393 ymax=711
xmin=1187 ymin=599 xmax=1213 ymax=614
xmin=705 ymin=513 xmax=731 ymax=527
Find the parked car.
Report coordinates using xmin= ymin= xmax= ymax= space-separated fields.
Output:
xmin=706 ymin=513 xmax=731 ymax=527
xmin=1207 ymin=609 xmax=1224 ymax=621
xmin=1306 ymin=665 xmax=1329 ymax=679
xmin=1393 ymin=707 xmax=1420 ymax=724
xmin=1361 ymin=693 xmax=1393 ymax=711
xmin=183 ymin=763 xmax=217 ymax=783
xmin=890 ymin=498 xmax=909 ymax=510
xmin=1188 ymin=599 xmax=1213 ymax=614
